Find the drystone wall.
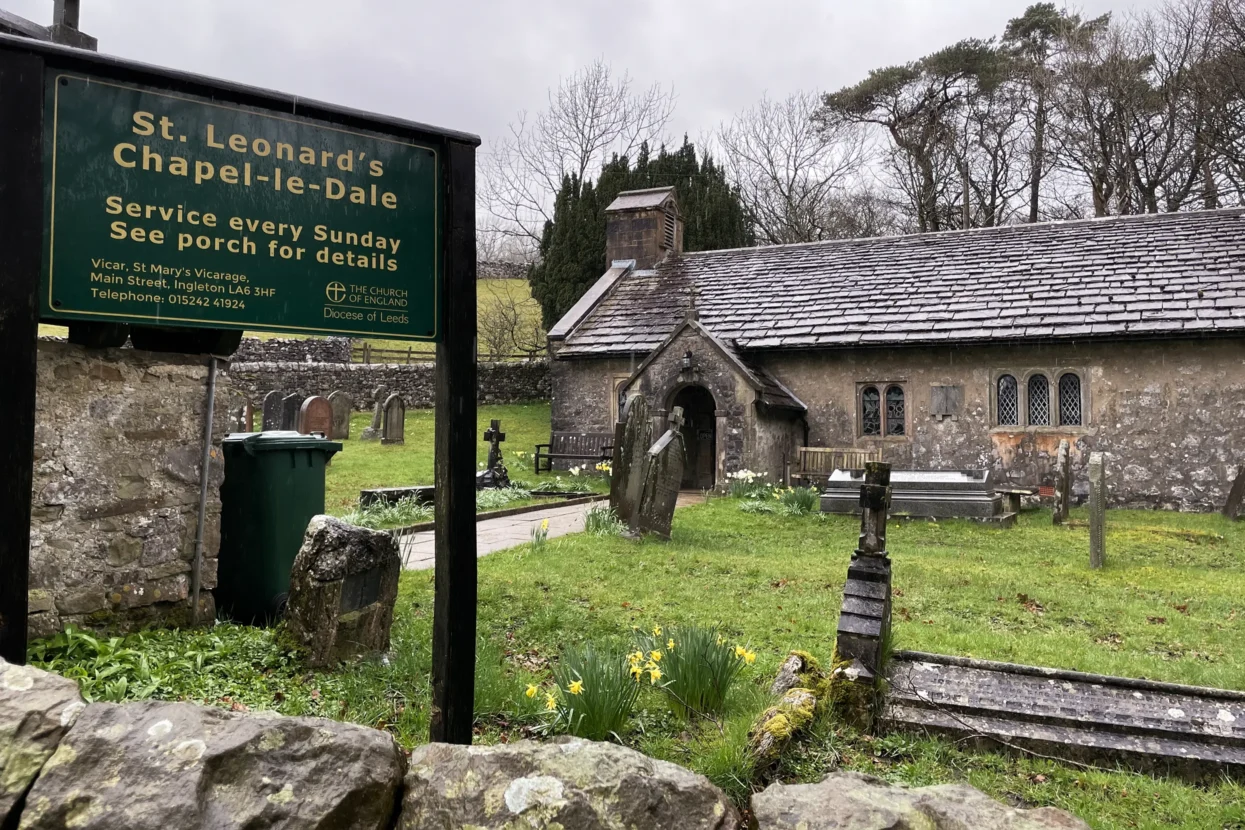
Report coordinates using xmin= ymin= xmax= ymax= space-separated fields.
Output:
xmin=232 ymin=336 xmax=352 ymax=364
xmin=29 ymin=341 xmax=230 ymax=637
xmin=227 ymin=359 xmax=551 ymax=409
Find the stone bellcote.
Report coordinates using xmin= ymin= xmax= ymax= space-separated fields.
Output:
xmin=604 ymin=187 xmax=683 ymax=270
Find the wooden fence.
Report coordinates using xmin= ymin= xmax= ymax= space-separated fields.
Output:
xmin=351 ymin=343 xmax=539 ymax=364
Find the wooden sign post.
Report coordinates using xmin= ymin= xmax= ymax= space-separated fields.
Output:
xmin=0 ymin=33 xmax=480 ymax=745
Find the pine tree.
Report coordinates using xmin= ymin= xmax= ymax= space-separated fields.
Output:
xmin=529 ymin=140 xmax=752 ymax=329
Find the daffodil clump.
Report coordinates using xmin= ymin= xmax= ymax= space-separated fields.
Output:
xmin=583 ymin=504 xmax=626 ymax=537
xmin=534 ymin=645 xmax=640 ymax=742
xmin=738 ymin=485 xmax=820 ymax=517
xmin=634 ymin=623 xmax=755 ymax=720
xmin=530 ymin=518 xmax=550 ymax=550
xmin=726 ymin=469 xmax=776 ymax=500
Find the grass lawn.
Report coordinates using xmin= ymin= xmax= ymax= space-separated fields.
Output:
xmin=324 ymin=402 xmax=605 ymax=515
xmin=29 ymin=499 xmax=1245 ymax=828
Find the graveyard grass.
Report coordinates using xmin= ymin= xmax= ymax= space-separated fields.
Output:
xmin=29 ymin=500 xmax=1245 ymax=829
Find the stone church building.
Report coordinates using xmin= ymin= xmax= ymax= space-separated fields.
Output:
xmin=548 ymin=187 xmax=1245 ymax=510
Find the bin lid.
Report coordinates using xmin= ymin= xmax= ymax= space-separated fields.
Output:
xmin=223 ymin=430 xmax=343 ymax=455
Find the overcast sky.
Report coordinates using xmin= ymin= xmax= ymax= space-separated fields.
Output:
xmin=7 ymin=0 xmax=1161 ymax=154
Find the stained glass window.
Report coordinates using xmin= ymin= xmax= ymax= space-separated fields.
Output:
xmin=997 ymin=375 xmax=1018 ymax=426
xmin=1059 ymin=373 xmax=1082 ymax=426
xmin=885 ymin=386 xmax=905 ymax=436
xmin=1028 ymin=374 xmax=1050 ymax=426
xmin=861 ymin=386 xmax=881 ymax=436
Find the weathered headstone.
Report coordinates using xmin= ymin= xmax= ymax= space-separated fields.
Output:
xmin=1053 ymin=439 xmax=1071 ymax=525
xmin=1224 ymin=465 xmax=1245 ymax=521
xmin=298 ymin=395 xmax=333 ymax=436
xmin=610 ymin=394 xmax=651 ymax=527
xmin=833 ymin=461 xmax=893 ymax=728
xmin=632 ymin=407 xmax=685 ymax=540
xmin=280 ymin=392 xmax=301 ymax=431
xmin=327 ymin=390 xmax=353 ymax=440
xmin=359 ymin=387 xmax=385 ymax=442
xmin=1089 ymin=452 xmax=1106 ymax=569
xmin=261 ymin=390 xmax=282 ymax=431
xmin=476 ymin=419 xmax=510 ymax=489
xmin=381 ymin=393 xmax=406 ymax=445
xmin=285 ymin=515 xmax=401 ymax=667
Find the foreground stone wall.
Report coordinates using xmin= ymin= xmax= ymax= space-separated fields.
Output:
xmin=232 ymin=336 xmax=352 ymax=364
xmin=555 ymin=337 xmax=1245 ymax=510
xmin=228 ymin=359 xmax=551 ymax=409
xmin=1 ymin=658 xmax=1088 ymax=829
xmin=29 ymin=341 xmax=229 ymax=637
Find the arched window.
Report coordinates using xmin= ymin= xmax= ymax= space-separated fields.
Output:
xmin=1059 ymin=373 xmax=1083 ymax=426
xmin=997 ymin=375 xmax=1019 ymax=426
xmin=885 ymin=386 xmax=906 ymax=436
xmin=1028 ymin=374 xmax=1050 ymax=426
xmin=861 ymin=386 xmax=881 ymax=436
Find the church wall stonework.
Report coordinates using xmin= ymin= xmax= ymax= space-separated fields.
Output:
xmin=554 ymin=336 xmax=1245 ymax=511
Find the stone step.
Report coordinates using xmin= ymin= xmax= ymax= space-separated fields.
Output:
xmin=884 ymin=652 xmax=1245 ymax=780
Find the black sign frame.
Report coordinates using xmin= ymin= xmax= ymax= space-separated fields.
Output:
xmin=0 ymin=33 xmax=479 ymax=745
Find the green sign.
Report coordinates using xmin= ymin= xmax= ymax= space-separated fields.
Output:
xmin=40 ymin=72 xmax=441 ymax=340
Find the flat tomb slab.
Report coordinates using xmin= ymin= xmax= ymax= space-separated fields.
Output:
xmin=821 ymin=468 xmax=1004 ymax=518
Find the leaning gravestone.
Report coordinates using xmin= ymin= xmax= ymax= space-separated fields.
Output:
xmin=359 ymin=386 xmax=385 ymax=442
xmin=261 ymin=390 xmax=282 ymax=431
xmin=381 ymin=393 xmax=406 ymax=445
xmin=632 ymin=407 xmax=685 ymax=540
xmin=1224 ymin=465 xmax=1245 ymax=521
xmin=610 ymin=394 xmax=652 ymax=527
xmin=328 ymin=390 xmax=353 ymax=440
xmin=298 ymin=395 xmax=333 ymax=436
xmin=1089 ymin=452 xmax=1106 ymax=569
xmin=285 ymin=515 xmax=401 ymax=668
xmin=1053 ymin=439 xmax=1071 ymax=525
xmin=280 ymin=392 xmax=301 ymax=431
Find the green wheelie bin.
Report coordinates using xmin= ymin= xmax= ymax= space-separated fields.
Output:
xmin=216 ymin=431 xmax=342 ymax=624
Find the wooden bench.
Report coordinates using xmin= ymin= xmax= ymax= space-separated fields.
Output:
xmin=535 ymin=431 xmax=614 ymax=474
xmin=790 ymin=447 xmax=883 ymax=487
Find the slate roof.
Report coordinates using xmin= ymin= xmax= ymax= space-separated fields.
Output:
xmin=555 ymin=208 xmax=1245 ymax=356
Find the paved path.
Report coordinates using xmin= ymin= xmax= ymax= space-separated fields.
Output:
xmin=400 ymin=500 xmax=604 ymax=570
xmin=399 ymin=491 xmax=708 ymax=570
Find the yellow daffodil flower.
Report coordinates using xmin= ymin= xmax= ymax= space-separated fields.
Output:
xmin=649 ymin=667 xmax=662 ymax=684
xmin=734 ymin=645 xmax=747 ymax=659
xmin=653 ymin=625 xmax=662 ymax=636
xmin=630 ymin=664 xmax=642 ymax=680
xmin=525 ymin=684 xmax=538 ymax=699
xmin=568 ymin=680 xmax=584 ymax=695
xmin=667 ymin=638 xmax=675 ymax=651
xmin=650 ymin=650 xmax=663 ymax=662
xmin=544 ymin=693 xmax=557 ymax=711
xmin=745 ymin=650 xmax=757 ymax=665
xmin=540 ymin=519 xmax=549 ymax=531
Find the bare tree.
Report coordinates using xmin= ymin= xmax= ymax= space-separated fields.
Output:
xmin=716 ymin=91 xmax=868 ymax=244
xmin=477 ymin=281 xmax=546 ymax=361
xmin=483 ymin=60 xmax=675 ymax=246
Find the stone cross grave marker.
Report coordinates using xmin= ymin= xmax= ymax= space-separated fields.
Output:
xmin=476 ymin=419 xmax=510 ymax=489
xmin=1053 ymin=439 xmax=1071 ymax=525
xmin=381 ymin=394 xmax=406 ymax=445
xmin=360 ymin=386 xmax=385 ymax=441
xmin=833 ymin=461 xmax=893 ymax=728
xmin=298 ymin=395 xmax=333 ymax=436
xmin=327 ymin=391 xmax=353 ymax=440
xmin=1089 ymin=452 xmax=1106 ymax=569
xmin=261 ymin=390 xmax=282 ymax=431
xmin=285 ymin=516 xmax=401 ymax=668
xmin=280 ymin=393 xmax=301 ymax=431
xmin=632 ymin=407 xmax=685 ymax=540
xmin=1223 ymin=465 xmax=1245 ymax=521
xmin=610 ymin=394 xmax=651 ymax=527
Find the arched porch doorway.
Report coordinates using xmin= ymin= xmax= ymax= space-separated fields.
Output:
xmin=671 ymin=385 xmax=716 ymax=490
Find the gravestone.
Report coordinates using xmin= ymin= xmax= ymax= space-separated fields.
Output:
xmin=632 ymin=407 xmax=685 ymax=540
xmin=1223 ymin=465 xmax=1245 ymax=521
xmin=381 ymin=394 xmax=405 ymax=445
xmin=1053 ymin=439 xmax=1071 ymax=525
xmin=298 ymin=395 xmax=333 ymax=436
xmin=284 ymin=515 xmax=401 ymax=668
xmin=833 ymin=461 xmax=893 ymax=729
xmin=280 ymin=393 xmax=301 ymax=431
xmin=610 ymin=394 xmax=651 ymax=527
xmin=1089 ymin=452 xmax=1106 ymax=569
xmin=476 ymin=419 xmax=509 ymax=489
xmin=243 ymin=401 xmax=254 ymax=433
xmin=327 ymin=391 xmax=353 ymax=440
xmin=359 ymin=386 xmax=385 ymax=442
xmin=261 ymin=390 xmax=282 ymax=431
